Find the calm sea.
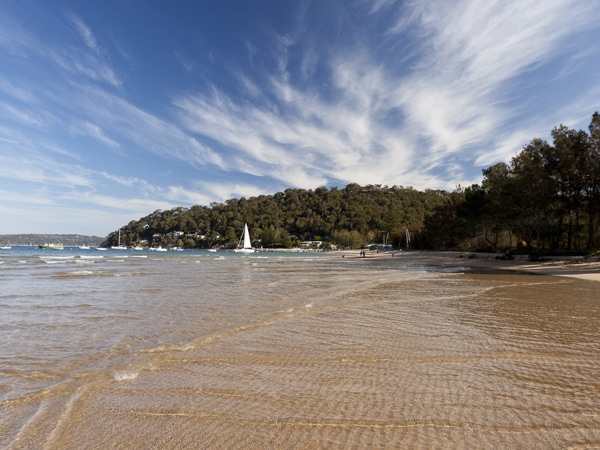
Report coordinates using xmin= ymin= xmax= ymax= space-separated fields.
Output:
xmin=1 ymin=246 xmax=599 ymax=449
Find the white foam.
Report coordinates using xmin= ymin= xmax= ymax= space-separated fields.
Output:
xmin=70 ymin=270 xmax=94 ymax=276
xmin=114 ymin=371 xmax=139 ymax=381
xmin=40 ymin=256 xmax=75 ymax=261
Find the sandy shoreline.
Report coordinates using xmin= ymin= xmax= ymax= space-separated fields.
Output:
xmin=338 ymin=249 xmax=600 ymax=282
xmin=5 ymin=248 xmax=600 ymax=448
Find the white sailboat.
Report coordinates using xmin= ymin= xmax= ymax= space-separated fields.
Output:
xmin=112 ymin=230 xmax=127 ymax=250
xmin=234 ymin=223 xmax=255 ymax=253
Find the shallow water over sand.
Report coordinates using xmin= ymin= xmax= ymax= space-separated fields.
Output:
xmin=1 ymin=248 xmax=599 ymax=448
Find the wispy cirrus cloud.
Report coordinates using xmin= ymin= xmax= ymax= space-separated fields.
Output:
xmin=68 ymin=86 xmax=225 ymax=169
xmin=171 ymin=0 xmax=600 ymax=191
xmin=70 ymin=121 xmax=120 ymax=149
xmin=0 ymin=77 xmax=38 ymax=103
xmin=194 ymin=181 xmax=272 ymax=205
xmin=49 ymin=46 xmax=121 ymax=88
xmin=52 ymin=13 xmax=122 ymax=87
xmin=388 ymin=0 xmax=600 ymax=162
xmin=1 ymin=0 xmax=599 ymax=235
xmin=67 ymin=190 xmax=180 ymax=214
xmin=0 ymin=150 xmax=93 ymax=187
xmin=97 ymin=173 xmax=221 ymax=209
xmin=67 ymin=13 xmax=99 ymax=52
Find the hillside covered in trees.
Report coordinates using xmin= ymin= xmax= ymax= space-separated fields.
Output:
xmin=104 ymin=113 xmax=600 ymax=256
xmin=103 ymin=184 xmax=447 ymax=250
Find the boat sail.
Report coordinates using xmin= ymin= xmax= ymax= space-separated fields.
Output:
xmin=112 ymin=229 xmax=127 ymax=250
xmin=234 ymin=223 xmax=255 ymax=253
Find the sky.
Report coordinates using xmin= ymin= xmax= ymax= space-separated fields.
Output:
xmin=1 ymin=1 xmax=600 ymax=236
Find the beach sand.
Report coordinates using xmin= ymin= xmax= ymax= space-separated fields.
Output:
xmin=53 ymin=253 xmax=600 ymax=449
xmin=342 ymin=249 xmax=600 ymax=282
xmin=5 ymin=250 xmax=599 ymax=449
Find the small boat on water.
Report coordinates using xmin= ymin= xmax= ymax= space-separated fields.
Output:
xmin=234 ymin=223 xmax=255 ymax=253
xmin=39 ymin=243 xmax=64 ymax=250
xmin=78 ymin=245 xmax=90 ymax=250
xmin=111 ymin=230 xmax=127 ymax=250
xmin=0 ymin=245 xmax=11 ymax=250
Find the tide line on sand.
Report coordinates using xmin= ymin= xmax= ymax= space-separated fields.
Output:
xmin=340 ymin=250 xmax=600 ymax=282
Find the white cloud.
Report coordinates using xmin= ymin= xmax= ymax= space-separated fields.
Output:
xmin=391 ymin=0 xmax=599 ymax=158
xmin=474 ymin=130 xmax=534 ymax=168
xmin=34 ymin=14 xmax=122 ymax=88
xmin=0 ymin=77 xmax=37 ymax=103
xmin=164 ymin=185 xmax=216 ymax=205
xmin=195 ymin=181 xmax=271 ymax=204
xmin=0 ymin=150 xmax=93 ymax=187
xmin=1 ymin=0 xmax=599 ymax=236
xmin=0 ymin=102 xmax=48 ymax=128
xmin=50 ymin=48 xmax=121 ymax=87
xmin=100 ymin=172 xmax=148 ymax=188
xmin=70 ymin=121 xmax=120 ymax=149
xmin=0 ymin=186 xmax=164 ymax=235
xmin=366 ymin=0 xmax=398 ymax=14
xmin=62 ymin=85 xmax=226 ymax=168
xmin=168 ymin=0 xmax=600 ymax=191
xmin=66 ymin=190 xmax=176 ymax=214
xmin=97 ymin=173 xmax=212 ymax=207
xmin=175 ymin=50 xmax=194 ymax=72
xmin=67 ymin=13 xmax=98 ymax=52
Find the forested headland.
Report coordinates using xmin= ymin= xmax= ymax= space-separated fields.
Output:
xmin=103 ymin=113 xmax=600 ymax=256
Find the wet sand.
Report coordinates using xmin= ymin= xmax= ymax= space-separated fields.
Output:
xmin=343 ymin=250 xmax=600 ymax=282
xmin=3 ymin=250 xmax=599 ymax=449
xmin=47 ymin=269 xmax=600 ymax=449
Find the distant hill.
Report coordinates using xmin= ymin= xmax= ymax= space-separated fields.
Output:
xmin=101 ymin=184 xmax=439 ymax=250
xmin=0 ymin=234 xmax=105 ymax=246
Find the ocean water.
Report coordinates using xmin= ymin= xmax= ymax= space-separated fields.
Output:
xmin=1 ymin=247 xmax=599 ymax=449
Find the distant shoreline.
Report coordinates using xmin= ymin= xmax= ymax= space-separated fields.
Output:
xmin=0 ymin=234 xmax=104 ymax=246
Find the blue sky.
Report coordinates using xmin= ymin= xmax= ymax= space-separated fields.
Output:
xmin=1 ymin=0 xmax=600 ymax=236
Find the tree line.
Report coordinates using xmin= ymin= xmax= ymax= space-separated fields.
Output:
xmin=421 ymin=112 xmax=600 ymax=255
xmin=103 ymin=113 xmax=600 ymax=255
